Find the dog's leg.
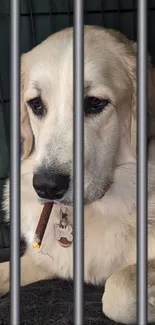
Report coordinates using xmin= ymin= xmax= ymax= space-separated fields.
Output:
xmin=102 ymin=260 xmax=155 ymax=324
xmin=0 ymin=250 xmax=51 ymax=296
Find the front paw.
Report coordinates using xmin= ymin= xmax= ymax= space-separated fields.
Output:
xmin=102 ymin=271 xmax=137 ymax=324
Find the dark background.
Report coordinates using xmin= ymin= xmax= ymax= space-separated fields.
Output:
xmin=0 ymin=0 xmax=155 ymax=199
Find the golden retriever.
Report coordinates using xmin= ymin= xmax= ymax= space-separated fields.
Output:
xmin=1 ymin=26 xmax=155 ymax=324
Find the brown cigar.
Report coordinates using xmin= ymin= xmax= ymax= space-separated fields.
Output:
xmin=32 ymin=202 xmax=54 ymax=248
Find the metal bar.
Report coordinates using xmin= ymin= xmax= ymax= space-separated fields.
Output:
xmin=137 ymin=0 xmax=148 ymax=324
xmin=73 ymin=0 xmax=84 ymax=324
xmin=10 ymin=0 xmax=21 ymax=324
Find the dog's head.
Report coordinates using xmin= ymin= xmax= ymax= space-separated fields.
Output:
xmin=20 ymin=26 xmax=155 ymax=206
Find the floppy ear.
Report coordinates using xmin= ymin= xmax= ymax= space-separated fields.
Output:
xmin=122 ymin=42 xmax=155 ymax=157
xmin=20 ymin=54 xmax=33 ymax=160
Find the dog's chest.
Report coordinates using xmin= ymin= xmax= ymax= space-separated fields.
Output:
xmin=21 ymin=203 xmax=74 ymax=277
xmin=21 ymin=200 xmax=138 ymax=284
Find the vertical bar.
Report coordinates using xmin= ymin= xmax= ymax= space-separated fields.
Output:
xmin=10 ymin=0 xmax=20 ymax=324
xmin=73 ymin=0 xmax=84 ymax=324
xmin=137 ymin=0 xmax=148 ymax=324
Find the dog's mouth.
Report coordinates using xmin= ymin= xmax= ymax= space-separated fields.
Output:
xmin=38 ymin=189 xmax=108 ymax=207
xmin=38 ymin=197 xmax=73 ymax=206
xmin=38 ymin=195 xmax=72 ymax=205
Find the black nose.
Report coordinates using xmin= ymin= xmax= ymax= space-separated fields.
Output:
xmin=33 ymin=172 xmax=70 ymax=200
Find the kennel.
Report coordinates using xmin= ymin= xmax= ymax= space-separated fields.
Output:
xmin=0 ymin=0 xmax=155 ymax=324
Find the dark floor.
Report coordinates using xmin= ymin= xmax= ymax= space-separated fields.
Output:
xmin=0 ymin=278 xmax=132 ymax=325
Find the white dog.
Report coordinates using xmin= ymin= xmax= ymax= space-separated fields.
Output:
xmin=1 ymin=26 xmax=155 ymax=324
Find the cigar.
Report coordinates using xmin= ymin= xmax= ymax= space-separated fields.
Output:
xmin=32 ymin=202 xmax=54 ymax=248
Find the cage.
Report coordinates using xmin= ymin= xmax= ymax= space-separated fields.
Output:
xmin=0 ymin=0 xmax=154 ymax=324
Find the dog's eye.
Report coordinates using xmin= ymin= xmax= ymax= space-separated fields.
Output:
xmin=27 ymin=97 xmax=44 ymax=116
xmin=84 ymin=97 xmax=110 ymax=116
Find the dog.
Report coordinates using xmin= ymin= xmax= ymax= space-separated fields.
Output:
xmin=1 ymin=26 xmax=155 ymax=324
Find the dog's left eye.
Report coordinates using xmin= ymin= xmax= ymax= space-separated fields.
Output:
xmin=84 ymin=97 xmax=110 ymax=116
xmin=27 ymin=97 xmax=44 ymax=116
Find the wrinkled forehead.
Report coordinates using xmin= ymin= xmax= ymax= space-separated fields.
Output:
xmin=24 ymin=29 xmax=119 ymax=102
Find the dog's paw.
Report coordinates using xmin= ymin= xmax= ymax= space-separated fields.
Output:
xmin=102 ymin=269 xmax=137 ymax=324
xmin=102 ymin=263 xmax=155 ymax=324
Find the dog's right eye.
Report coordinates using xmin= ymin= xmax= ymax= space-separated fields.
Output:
xmin=27 ymin=97 xmax=44 ymax=117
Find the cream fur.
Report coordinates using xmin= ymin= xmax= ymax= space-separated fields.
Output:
xmin=1 ymin=26 xmax=155 ymax=324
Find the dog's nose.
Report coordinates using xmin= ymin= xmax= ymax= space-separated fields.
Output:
xmin=33 ymin=172 xmax=70 ymax=200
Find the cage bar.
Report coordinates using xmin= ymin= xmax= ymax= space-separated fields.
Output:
xmin=73 ymin=0 xmax=84 ymax=324
xmin=137 ymin=0 xmax=148 ymax=324
xmin=10 ymin=0 xmax=21 ymax=324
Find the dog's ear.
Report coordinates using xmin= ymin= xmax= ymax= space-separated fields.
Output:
xmin=122 ymin=42 xmax=155 ymax=157
xmin=20 ymin=54 xmax=33 ymax=160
